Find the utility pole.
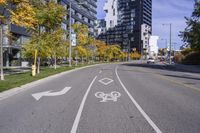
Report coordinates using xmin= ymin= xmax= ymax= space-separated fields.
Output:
xmin=69 ymin=1 xmax=72 ymax=67
xmin=163 ymin=23 xmax=172 ymax=64
xmin=0 ymin=25 xmax=4 ymax=80
xmin=128 ymin=40 xmax=130 ymax=62
xmin=75 ymin=50 xmax=78 ymax=66
xmin=169 ymin=23 xmax=172 ymax=65
xmin=68 ymin=1 xmax=88 ymax=67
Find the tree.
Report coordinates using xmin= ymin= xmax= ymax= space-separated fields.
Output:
xmin=44 ymin=29 xmax=68 ymax=69
xmin=86 ymin=37 xmax=96 ymax=63
xmin=0 ymin=1 xmax=37 ymax=27
xmin=106 ymin=45 xmax=122 ymax=61
xmin=10 ymin=0 xmax=37 ymax=29
xmin=72 ymin=23 xmax=89 ymax=46
xmin=0 ymin=0 xmax=37 ymax=80
xmin=33 ymin=1 xmax=66 ymax=32
xmin=158 ymin=48 xmax=167 ymax=56
xmin=22 ymin=28 xmax=68 ymax=69
xmin=181 ymin=47 xmax=193 ymax=56
xmin=74 ymin=45 xmax=87 ymax=64
xmin=72 ymin=23 xmax=96 ymax=64
xmin=0 ymin=0 xmax=6 ymax=20
xmin=130 ymin=51 xmax=141 ymax=60
xmin=21 ymin=1 xmax=66 ymax=73
xmin=93 ymin=40 xmax=107 ymax=61
xmin=174 ymin=52 xmax=185 ymax=63
xmin=22 ymin=33 xmax=48 ymax=59
xmin=180 ymin=2 xmax=200 ymax=52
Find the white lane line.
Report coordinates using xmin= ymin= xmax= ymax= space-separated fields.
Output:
xmin=99 ymin=70 xmax=102 ymax=74
xmin=70 ymin=76 xmax=98 ymax=133
xmin=115 ymin=66 xmax=162 ymax=133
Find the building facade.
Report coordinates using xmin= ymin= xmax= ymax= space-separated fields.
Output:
xmin=149 ymin=36 xmax=159 ymax=58
xmin=141 ymin=23 xmax=151 ymax=57
xmin=59 ymin=0 xmax=97 ymax=36
xmin=95 ymin=19 xmax=106 ymax=37
xmin=0 ymin=4 xmax=30 ymax=66
xmin=103 ymin=0 xmax=118 ymax=29
xmin=97 ymin=0 xmax=152 ymax=54
xmin=1 ymin=0 xmax=97 ymax=66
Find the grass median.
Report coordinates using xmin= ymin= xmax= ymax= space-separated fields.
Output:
xmin=0 ymin=64 xmax=90 ymax=92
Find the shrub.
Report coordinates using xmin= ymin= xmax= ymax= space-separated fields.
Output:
xmin=182 ymin=52 xmax=200 ymax=65
xmin=130 ymin=52 xmax=141 ymax=60
xmin=181 ymin=47 xmax=192 ymax=56
xmin=174 ymin=52 xmax=185 ymax=63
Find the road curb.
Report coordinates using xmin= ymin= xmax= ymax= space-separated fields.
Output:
xmin=0 ymin=64 xmax=102 ymax=101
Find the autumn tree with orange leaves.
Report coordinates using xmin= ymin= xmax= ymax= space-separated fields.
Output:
xmin=21 ymin=1 xmax=66 ymax=72
xmin=0 ymin=0 xmax=37 ymax=80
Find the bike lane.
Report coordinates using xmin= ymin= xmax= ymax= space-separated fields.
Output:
xmin=73 ymin=64 xmax=156 ymax=133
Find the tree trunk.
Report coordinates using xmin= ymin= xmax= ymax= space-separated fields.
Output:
xmin=81 ymin=56 xmax=84 ymax=65
xmin=37 ymin=57 xmax=40 ymax=74
xmin=54 ymin=55 xmax=57 ymax=70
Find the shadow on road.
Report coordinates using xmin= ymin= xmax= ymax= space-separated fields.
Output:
xmin=122 ymin=63 xmax=200 ymax=74
xmin=163 ymin=74 xmax=200 ymax=81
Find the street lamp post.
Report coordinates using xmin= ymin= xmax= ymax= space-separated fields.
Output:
xmin=171 ymin=42 xmax=177 ymax=57
xmin=69 ymin=1 xmax=72 ymax=67
xmin=0 ymin=25 xmax=4 ymax=80
xmin=169 ymin=24 xmax=172 ymax=64
xmin=163 ymin=23 xmax=172 ymax=64
xmin=68 ymin=1 xmax=86 ymax=67
xmin=161 ymin=38 xmax=168 ymax=61
xmin=128 ymin=40 xmax=131 ymax=62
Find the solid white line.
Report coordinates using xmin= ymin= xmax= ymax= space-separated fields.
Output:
xmin=70 ymin=76 xmax=97 ymax=133
xmin=115 ymin=66 xmax=162 ymax=133
xmin=99 ymin=70 xmax=102 ymax=74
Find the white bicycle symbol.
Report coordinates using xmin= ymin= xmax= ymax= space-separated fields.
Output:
xmin=95 ymin=91 xmax=121 ymax=102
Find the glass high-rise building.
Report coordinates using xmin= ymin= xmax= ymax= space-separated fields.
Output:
xmin=98 ymin=0 xmax=152 ymax=53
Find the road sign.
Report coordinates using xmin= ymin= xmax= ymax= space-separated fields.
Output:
xmin=71 ymin=33 xmax=76 ymax=46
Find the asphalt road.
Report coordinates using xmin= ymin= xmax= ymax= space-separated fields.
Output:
xmin=0 ymin=63 xmax=200 ymax=133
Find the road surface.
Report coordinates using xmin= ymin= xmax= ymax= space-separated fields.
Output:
xmin=0 ymin=63 xmax=200 ymax=133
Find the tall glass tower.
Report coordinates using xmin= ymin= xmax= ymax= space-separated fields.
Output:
xmin=98 ymin=0 xmax=152 ymax=53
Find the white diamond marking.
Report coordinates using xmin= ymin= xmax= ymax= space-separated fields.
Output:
xmin=98 ymin=78 xmax=114 ymax=85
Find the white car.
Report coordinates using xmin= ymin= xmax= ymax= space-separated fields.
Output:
xmin=147 ymin=58 xmax=155 ymax=64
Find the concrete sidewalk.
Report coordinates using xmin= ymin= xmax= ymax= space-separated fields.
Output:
xmin=3 ymin=67 xmax=31 ymax=75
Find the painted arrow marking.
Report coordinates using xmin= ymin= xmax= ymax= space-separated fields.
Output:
xmin=32 ymin=87 xmax=71 ymax=101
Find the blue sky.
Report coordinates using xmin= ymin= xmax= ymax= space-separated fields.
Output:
xmin=96 ymin=0 xmax=195 ymax=49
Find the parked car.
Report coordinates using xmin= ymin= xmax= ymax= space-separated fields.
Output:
xmin=147 ymin=58 xmax=155 ymax=64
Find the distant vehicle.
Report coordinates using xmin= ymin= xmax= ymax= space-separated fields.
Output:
xmin=147 ymin=58 xmax=155 ymax=64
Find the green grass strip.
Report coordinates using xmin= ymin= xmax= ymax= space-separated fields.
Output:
xmin=0 ymin=64 xmax=90 ymax=92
